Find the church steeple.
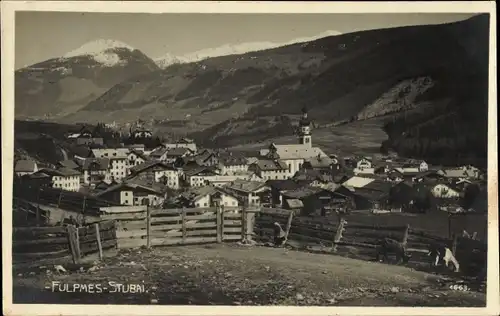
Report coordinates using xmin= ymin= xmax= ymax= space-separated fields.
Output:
xmin=298 ymin=107 xmax=312 ymax=147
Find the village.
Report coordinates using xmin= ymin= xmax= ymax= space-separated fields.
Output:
xmin=13 ymin=108 xmax=487 ymax=224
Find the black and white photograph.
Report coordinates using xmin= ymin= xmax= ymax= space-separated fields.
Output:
xmin=2 ymin=1 xmax=498 ymax=315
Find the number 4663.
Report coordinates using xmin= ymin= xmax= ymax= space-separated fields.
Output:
xmin=449 ymin=284 xmax=469 ymax=291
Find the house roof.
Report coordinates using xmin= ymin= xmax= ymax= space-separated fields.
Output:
xmin=436 ymin=181 xmax=464 ymax=193
xmin=15 ymin=160 xmax=37 ymax=172
xmin=57 ymin=159 xmax=80 ymax=170
xmin=130 ymin=160 xmax=176 ymax=174
xmin=255 ymin=159 xmax=288 ymax=171
xmin=285 ymin=199 xmax=304 ymax=209
xmin=219 ymin=155 xmax=248 ymax=166
xmin=149 ymin=147 xmax=169 ymax=158
xmin=339 ymin=178 xmax=393 ymax=201
xmin=315 ymin=182 xmax=341 ymax=193
xmin=304 ymin=155 xmax=334 ymax=169
xmin=225 ymin=179 xmax=267 ymax=193
xmin=438 ymin=169 xmax=477 ymax=178
xmin=261 ymin=143 xmax=328 ymax=160
xmin=82 ymin=158 xmax=110 ymax=170
xmin=282 ymin=186 xmax=326 ymax=199
xmin=353 ymin=187 xmax=391 ymax=201
xmin=361 ymin=179 xmax=394 ymax=192
xmin=126 ymin=143 xmax=146 ymax=149
xmin=265 ymin=179 xmax=306 ymax=192
xmin=129 ymin=149 xmax=148 ymax=160
xmin=184 ymin=166 xmax=217 ymax=177
xmin=35 ymin=167 xmax=80 ymax=177
xmin=178 ymin=185 xmax=238 ymax=203
xmin=293 ymin=169 xmax=333 ymax=183
xmin=342 ymin=176 xmax=376 ymax=188
xmin=167 ymin=147 xmax=191 ymax=157
xmin=91 ymin=148 xmax=129 ymax=159
xmin=96 ymin=181 xmax=164 ymax=197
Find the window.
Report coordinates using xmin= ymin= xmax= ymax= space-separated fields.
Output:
xmin=204 ymin=203 xmax=208 ymax=207
xmin=232 ymin=201 xmax=236 ymax=206
xmin=125 ymin=192 xmax=129 ymax=196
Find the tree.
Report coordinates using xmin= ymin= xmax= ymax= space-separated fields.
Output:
xmin=380 ymin=140 xmax=390 ymax=155
xmin=462 ymin=183 xmax=481 ymax=209
xmin=413 ymin=184 xmax=432 ymax=213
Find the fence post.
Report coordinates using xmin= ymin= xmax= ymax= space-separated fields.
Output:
xmin=95 ymin=223 xmax=103 ymax=260
xmin=216 ymin=206 xmax=222 ymax=243
xmin=245 ymin=209 xmax=256 ymax=242
xmin=284 ymin=210 xmax=294 ymax=242
xmin=146 ymin=205 xmax=151 ymax=248
xmin=241 ymin=208 xmax=246 ymax=241
xmin=57 ymin=190 xmax=63 ymax=208
xmin=452 ymin=234 xmax=458 ymax=255
xmin=332 ymin=217 xmax=346 ymax=253
xmin=402 ymin=224 xmax=410 ymax=246
xmin=220 ymin=205 xmax=225 ymax=242
xmin=181 ymin=208 xmax=187 ymax=244
xmin=447 ymin=213 xmax=452 ymax=239
xmin=36 ymin=189 xmax=41 ymax=226
xmin=82 ymin=196 xmax=87 ymax=214
xmin=67 ymin=225 xmax=81 ymax=264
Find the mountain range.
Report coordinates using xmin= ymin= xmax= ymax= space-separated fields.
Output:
xmin=14 ymin=14 xmax=489 ymax=166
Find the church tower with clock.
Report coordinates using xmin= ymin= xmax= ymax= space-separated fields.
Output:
xmin=298 ymin=107 xmax=312 ymax=147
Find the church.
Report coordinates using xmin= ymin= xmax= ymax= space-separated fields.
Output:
xmin=259 ymin=108 xmax=328 ymax=179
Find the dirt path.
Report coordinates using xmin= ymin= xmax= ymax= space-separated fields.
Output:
xmin=12 ymin=244 xmax=486 ymax=306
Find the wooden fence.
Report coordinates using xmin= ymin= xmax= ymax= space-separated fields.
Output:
xmin=101 ymin=206 xmax=252 ymax=249
xmin=252 ymin=208 xmax=487 ymax=276
xmin=12 ymin=220 xmax=117 ymax=267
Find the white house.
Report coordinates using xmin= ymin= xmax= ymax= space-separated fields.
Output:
xmin=131 ymin=129 xmax=153 ymax=139
xmin=82 ymin=158 xmax=111 ymax=185
xmin=224 ymin=180 xmax=270 ymax=207
xmin=34 ymin=168 xmax=81 ymax=192
xmin=357 ymin=157 xmax=372 ymax=169
xmin=91 ymin=148 xmax=130 ymax=159
xmin=96 ymin=181 xmax=166 ymax=207
xmin=250 ymin=158 xmax=289 ymax=181
xmin=90 ymin=149 xmax=132 ymax=182
xmin=163 ymin=138 xmax=198 ymax=153
xmin=418 ymin=161 xmax=429 ymax=172
xmin=431 ymin=183 xmax=462 ymax=198
xmin=128 ymin=161 xmax=181 ymax=189
xmin=178 ymin=185 xmax=240 ymax=208
xmin=218 ymin=156 xmax=249 ymax=175
xmin=128 ymin=150 xmax=147 ymax=167
xmin=149 ymin=147 xmax=169 ymax=162
xmin=186 ymin=168 xmax=261 ymax=187
xmin=165 ymin=147 xmax=193 ymax=163
xmin=438 ymin=166 xmax=481 ymax=180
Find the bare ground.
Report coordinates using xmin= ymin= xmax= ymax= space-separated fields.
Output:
xmin=12 ymin=244 xmax=485 ymax=306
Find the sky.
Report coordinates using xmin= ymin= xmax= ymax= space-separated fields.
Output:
xmin=15 ymin=12 xmax=476 ymax=69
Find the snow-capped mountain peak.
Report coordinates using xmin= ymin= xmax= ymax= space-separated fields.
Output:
xmin=154 ymin=30 xmax=342 ymax=69
xmin=63 ymin=39 xmax=136 ymax=67
xmin=154 ymin=53 xmax=189 ymax=69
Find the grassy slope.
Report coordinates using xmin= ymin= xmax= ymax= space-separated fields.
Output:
xmin=15 ymin=49 xmax=159 ymax=118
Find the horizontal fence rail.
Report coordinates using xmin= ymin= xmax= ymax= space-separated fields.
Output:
xmin=105 ymin=206 xmax=250 ymax=249
xmin=12 ymin=220 xmax=117 ymax=267
xmin=252 ymin=207 xmax=487 ymax=277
